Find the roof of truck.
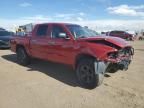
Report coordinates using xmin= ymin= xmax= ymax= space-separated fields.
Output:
xmin=36 ymin=22 xmax=80 ymax=26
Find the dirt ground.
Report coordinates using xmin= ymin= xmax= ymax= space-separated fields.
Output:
xmin=0 ymin=41 xmax=144 ymax=108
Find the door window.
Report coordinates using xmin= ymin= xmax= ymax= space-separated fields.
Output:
xmin=52 ymin=25 xmax=66 ymax=38
xmin=36 ymin=25 xmax=48 ymax=36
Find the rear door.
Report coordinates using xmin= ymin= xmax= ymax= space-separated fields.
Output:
xmin=30 ymin=24 xmax=51 ymax=60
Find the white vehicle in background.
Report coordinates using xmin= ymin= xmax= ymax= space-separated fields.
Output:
xmin=16 ymin=23 xmax=35 ymax=36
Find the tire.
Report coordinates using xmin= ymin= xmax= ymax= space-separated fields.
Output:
xmin=76 ymin=58 xmax=104 ymax=89
xmin=139 ymin=37 xmax=142 ymax=40
xmin=16 ymin=47 xmax=31 ymax=66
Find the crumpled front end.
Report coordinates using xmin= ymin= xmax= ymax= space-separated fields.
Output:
xmin=81 ymin=37 xmax=134 ymax=73
xmin=106 ymin=46 xmax=134 ymax=72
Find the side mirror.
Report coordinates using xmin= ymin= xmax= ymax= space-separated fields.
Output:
xmin=59 ymin=33 xmax=70 ymax=40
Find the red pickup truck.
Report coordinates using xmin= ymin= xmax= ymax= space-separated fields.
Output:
xmin=10 ymin=23 xmax=134 ymax=89
xmin=106 ymin=30 xmax=134 ymax=41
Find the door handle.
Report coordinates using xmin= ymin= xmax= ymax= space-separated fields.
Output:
xmin=48 ymin=41 xmax=55 ymax=45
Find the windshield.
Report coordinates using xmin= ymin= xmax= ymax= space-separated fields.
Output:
xmin=66 ymin=25 xmax=98 ymax=38
xmin=0 ymin=31 xmax=11 ymax=36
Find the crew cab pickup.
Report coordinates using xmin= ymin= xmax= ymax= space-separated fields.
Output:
xmin=10 ymin=23 xmax=134 ymax=89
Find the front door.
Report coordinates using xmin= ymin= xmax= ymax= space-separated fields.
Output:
xmin=48 ymin=24 xmax=74 ymax=65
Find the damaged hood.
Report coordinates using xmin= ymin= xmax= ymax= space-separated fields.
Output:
xmin=77 ymin=36 xmax=131 ymax=48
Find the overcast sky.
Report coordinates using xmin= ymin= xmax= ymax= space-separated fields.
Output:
xmin=0 ymin=0 xmax=144 ymax=31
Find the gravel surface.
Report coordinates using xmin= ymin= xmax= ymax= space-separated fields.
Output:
xmin=0 ymin=41 xmax=144 ymax=108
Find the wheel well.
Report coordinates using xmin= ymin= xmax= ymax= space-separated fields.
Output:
xmin=75 ymin=54 xmax=96 ymax=68
xmin=16 ymin=45 xmax=25 ymax=52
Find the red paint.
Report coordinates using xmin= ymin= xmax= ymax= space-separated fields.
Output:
xmin=106 ymin=30 xmax=134 ymax=41
xmin=10 ymin=23 xmax=133 ymax=69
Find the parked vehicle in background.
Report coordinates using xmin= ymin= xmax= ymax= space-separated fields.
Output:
xmin=139 ymin=36 xmax=144 ymax=40
xmin=137 ymin=32 xmax=144 ymax=40
xmin=106 ymin=30 xmax=134 ymax=41
xmin=16 ymin=23 xmax=34 ymax=36
xmin=0 ymin=28 xmax=5 ymax=31
xmin=10 ymin=23 xmax=134 ymax=89
xmin=0 ymin=29 xmax=14 ymax=48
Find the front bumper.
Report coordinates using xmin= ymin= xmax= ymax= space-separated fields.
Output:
xmin=94 ymin=56 xmax=132 ymax=74
xmin=105 ymin=47 xmax=134 ymax=72
xmin=106 ymin=55 xmax=132 ymax=71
